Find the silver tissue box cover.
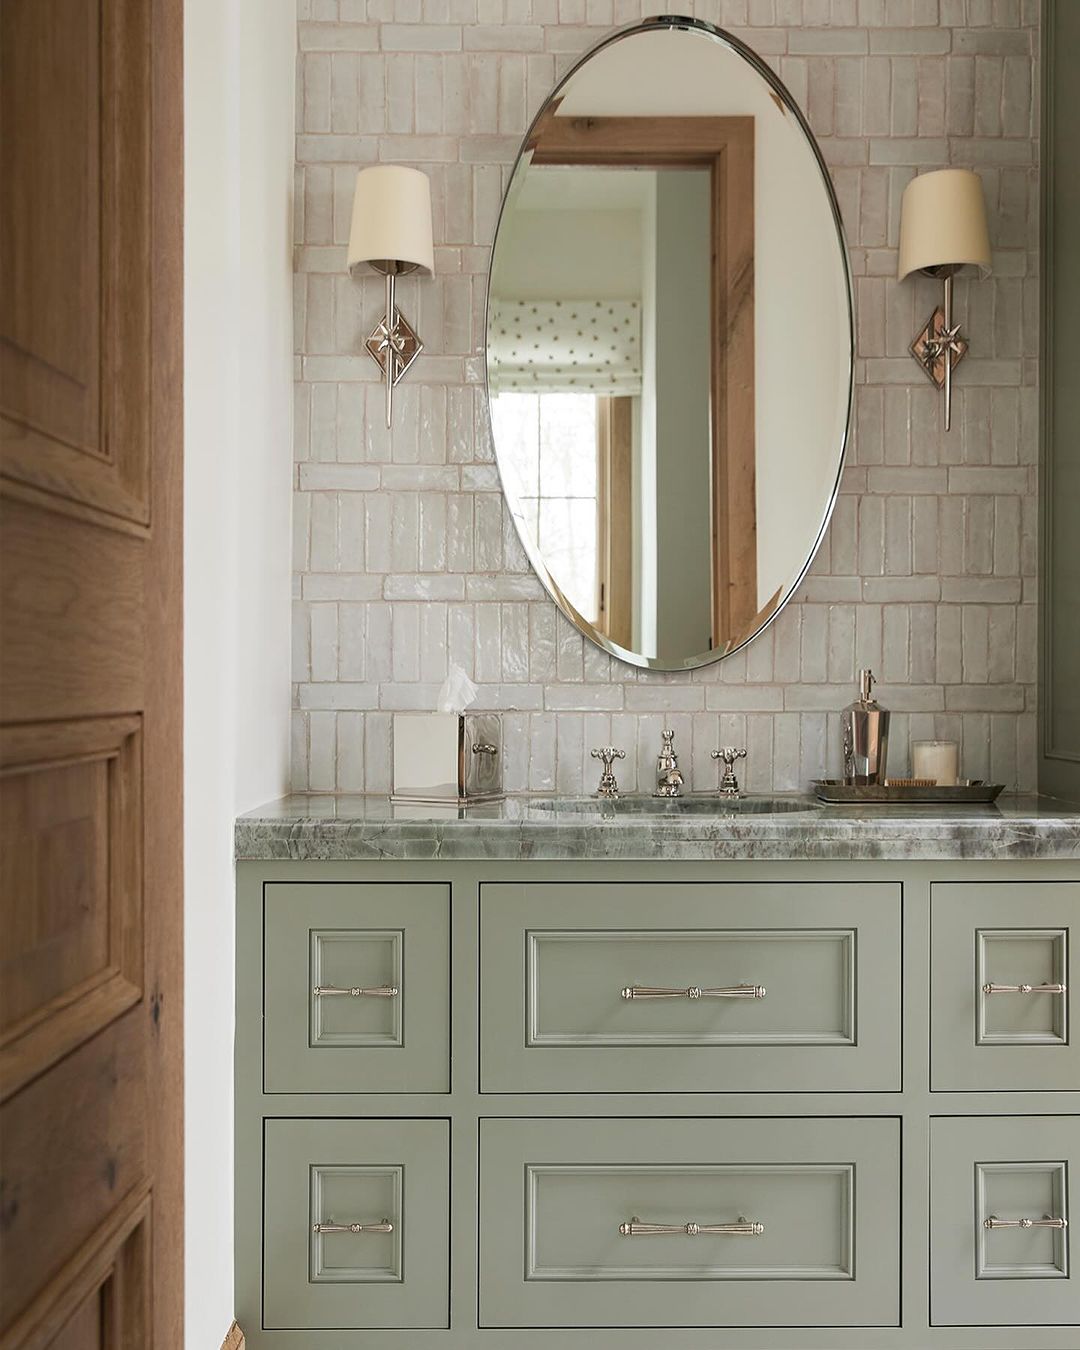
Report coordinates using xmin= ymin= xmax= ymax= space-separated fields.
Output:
xmin=392 ymin=712 xmax=502 ymax=804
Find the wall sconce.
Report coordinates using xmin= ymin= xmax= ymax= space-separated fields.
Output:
xmin=347 ymin=165 xmax=434 ymax=428
xmin=897 ymin=168 xmax=991 ymax=431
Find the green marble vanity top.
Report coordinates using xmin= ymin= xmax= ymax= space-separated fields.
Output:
xmin=235 ymin=792 xmax=1080 ymax=862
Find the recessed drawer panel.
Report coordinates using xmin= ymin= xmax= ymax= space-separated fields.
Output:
xmin=931 ymin=882 xmax=1078 ymax=1091
xmin=479 ymin=1117 xmax=900 ymax=1328
xmin=480 ymin=882 xmax=901 ymax=1092
xmin=263 ymin=1118 xmax=449 ymax=1330
xmin=263 ymin=882 xmax=449 ymax=1093
xmin=931 ymin=1116 xmax=1078 ymax=1327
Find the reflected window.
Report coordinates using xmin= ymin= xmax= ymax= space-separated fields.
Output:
xmin=491 ymin=392 xmax=599 ymax=623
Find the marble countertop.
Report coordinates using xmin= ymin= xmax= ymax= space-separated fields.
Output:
xmin=236 ymin=792 xmax=1080 ymax=862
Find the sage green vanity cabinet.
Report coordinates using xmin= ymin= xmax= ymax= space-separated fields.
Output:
xmin=481 ymin=882 xmax=901 ymax=1093
xmin=931 ymin=882 xmax=1077 ymax=1092
xmin=262 ymin=881 xmax=450 ymax=1093
xmin=479 ymin=1116 xmax=900 ymax=1329
xmin=235 ymin=857 xmax=1080 ymax=1349
xmin=262 ymin=1117 xmax=450 ymax=1329
xmin=930 ymin=1115 xmax=1077 ymax=1327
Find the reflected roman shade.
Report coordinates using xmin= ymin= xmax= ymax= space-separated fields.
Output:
xmin=488 ymin=299 xmax=642 ymax=395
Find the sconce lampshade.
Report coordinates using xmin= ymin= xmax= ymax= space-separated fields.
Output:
xmin=897 ymin=168 xmax=991 ymax=281
xmin=347 ymin=165 xmax=434 ymax=277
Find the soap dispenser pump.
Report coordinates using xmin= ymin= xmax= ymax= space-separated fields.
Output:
xmin=842 ymin=669 xmax=890 ymax=785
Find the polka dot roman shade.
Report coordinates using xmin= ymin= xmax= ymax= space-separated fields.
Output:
xmin=488 ymin=298 xmax=642 ymax=395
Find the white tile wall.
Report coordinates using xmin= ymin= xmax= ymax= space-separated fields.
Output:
xmin=292 ymin=0 xmax=1040 ymax=794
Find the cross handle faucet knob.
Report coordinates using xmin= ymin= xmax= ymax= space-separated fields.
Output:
xmin=711 ymin=746 xmax=747 ymax=798
xmin=591 ymin=747 xmax=626 ymax=799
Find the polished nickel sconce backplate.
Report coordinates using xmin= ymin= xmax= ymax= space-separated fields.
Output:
xmin=908 ymin=270 xmax=968 ymax=431
xmin=366 ymin=267 xmax=424 ymax=429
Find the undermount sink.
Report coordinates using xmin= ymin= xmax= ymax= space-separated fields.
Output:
xmin=529 ymin=795 xmax=822 ymax=816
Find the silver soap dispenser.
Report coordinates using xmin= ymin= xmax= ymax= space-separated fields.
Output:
xmin=841 ymin=668 xmax=890 ymax=785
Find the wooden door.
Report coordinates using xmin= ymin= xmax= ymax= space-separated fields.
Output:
xmin=0 ymin=0 xmax=183 ymax=1346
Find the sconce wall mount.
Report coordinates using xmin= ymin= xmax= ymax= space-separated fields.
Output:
xmin=897 ymin=169 xmax=991 ymax=432
xmin=347 ymin=166 xmax=434 ymax=428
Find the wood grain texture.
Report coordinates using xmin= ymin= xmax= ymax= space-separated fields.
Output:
xmin=221 ymin=1324 xmax=246 ymax=1350
xmin=710 ymin=120 xmax=756 ymax=643
xmin=596 ymin=396 xmax=632 ymax=651
xmin=0 ymin=716 xmax=143 ymax=1101
xmin=0 ymin=0 xmax=184 ymax=1343
xmin=0 ymin=1186 xmax=150 ymax=1350
xmin=0 ymin=1011 xmax=147 ymax=1331
xmin=0 ymin=0 xmax=152 ymax=530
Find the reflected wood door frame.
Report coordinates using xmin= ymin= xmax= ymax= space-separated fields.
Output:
xmin=527 ymin=113 xmax=757 ymax=648
xmin=596 ymin=396 xmax=633 ymax=650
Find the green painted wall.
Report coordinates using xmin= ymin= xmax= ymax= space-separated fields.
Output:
xmin=1040 ymin=0 xmax=1080 ymax=801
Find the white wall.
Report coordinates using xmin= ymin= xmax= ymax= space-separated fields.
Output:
xmin=183 ymin=2 xmax=295 ymax=1345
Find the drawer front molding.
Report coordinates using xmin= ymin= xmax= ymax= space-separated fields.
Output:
xmin=482 ymin=882 xmax=901 ymax=1093
xmin=931 ymin=882 xmax=1078 ymax=1091
xmin=480 ymin=1116 xmax=899 ymax=1329
xmin=263 ymin=1118 xmax=449 ymax=1330
xmin=263 ymin=882 xmax=449 ymax=1093
xmin=931 ymin=1115 xmax=1078 ymax=1327
xmin=524 ymin=1162 xmax=854 ymax=1281
xmin=526 ymin=929 xmax=855 ymax=1047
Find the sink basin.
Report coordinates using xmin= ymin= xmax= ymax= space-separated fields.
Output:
xmin=529 ymin=795 xmax=821 ymax=816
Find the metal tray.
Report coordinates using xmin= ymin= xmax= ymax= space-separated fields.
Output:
xmin=812 ymin=779 xmax=1005 ymax=805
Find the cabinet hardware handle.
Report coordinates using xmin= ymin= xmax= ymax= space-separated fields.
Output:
xmin=472 ymin=741 xmax=498 ymax=755
xmin=981 ymin=982 xmax=1067 ymax=996
xmin=983 ymin=1214 xmax=1068 ymax=1231
xmin=312 ymin=985 xmax=399 ymax=998
xmin=312 ymin=1219 xmax=394 ymax=1235
xmin=619 ymin=1216 xmax=764 ymax=1238
xmin=621 ymin=984 xmax=766 ymax=1001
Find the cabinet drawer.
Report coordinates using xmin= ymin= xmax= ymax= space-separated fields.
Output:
xmin=263 ymin=1118 xmax=449 ymax=1329
xmin=931 ymin=882 xmax=1077 ymax=1091
xmin=931 ymin=1116 xmax=1078 ymax=1327
xmin=480 ymin=882 xmax=901 ymax=1092
xmin=263 ymin=882 xmax=449 ymax=1093
xmin=479 ymin=1116 xmax=899 ymax=1328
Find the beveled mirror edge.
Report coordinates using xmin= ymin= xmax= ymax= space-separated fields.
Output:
xmin=483 ymin=13 xmax=856 ymax=673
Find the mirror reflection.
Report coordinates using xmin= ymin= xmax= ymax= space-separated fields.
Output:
xmin=486 ymin=19 xmax=853 ymax=670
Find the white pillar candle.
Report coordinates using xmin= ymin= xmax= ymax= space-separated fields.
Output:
xmin=911 ymin=739 xmax=959 ymax=786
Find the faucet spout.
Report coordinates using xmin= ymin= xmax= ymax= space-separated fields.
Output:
xmin=654 ymin=729 xmax=684 ymax=798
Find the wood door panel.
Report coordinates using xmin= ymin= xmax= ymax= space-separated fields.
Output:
xmin=0 ymin=1009 xmax=147 ymax=1333
xmin=0 ymin=0 xmax=182 ymax=1341
xmin=51 ymin=1292 xmax=102 ymax=1350
xmin=0 ymin=0 xmax=101 ymax=456
xmin=1 ymin=1187 xmax=150 ymax=1350
xmin=0 ymin=500 xmax=144 ymax=723
xmin=0 ymin=717 xmax=143 ymax=1101
xmin=0 ymin=0 xmax=151 ymax=531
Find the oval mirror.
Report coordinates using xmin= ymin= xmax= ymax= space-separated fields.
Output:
xmin=485 ymin=16 xmax=853 ymax=671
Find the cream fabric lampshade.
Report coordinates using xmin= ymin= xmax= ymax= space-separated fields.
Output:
xmin=347 ymin=165 xmax=434 ymax=276
xmin=897 ymin=168 xmax=991 ymax=281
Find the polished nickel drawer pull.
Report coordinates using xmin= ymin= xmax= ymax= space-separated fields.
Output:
xmin=622 ymin=983 xmax=766 ymax=1001
xmin=312 ymin=985 xmax=400 ymax=998
xmin=619 ymin=1216 xmax=764 ymax=1238
xmin=312 ymin=1219 xmax=394 ymax=1235
xmin=983 ymin=1214 xmax=1068 ymax=1231
xmin=981 ymin=982 xmax=1067 ymax=996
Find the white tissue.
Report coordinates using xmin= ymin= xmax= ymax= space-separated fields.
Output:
xmin=437 ymin=664 xmax=479 ymax=713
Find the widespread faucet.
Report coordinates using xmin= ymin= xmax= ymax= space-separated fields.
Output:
xmin=712 ymin=746 xmax=747 ymax=798
xmin=654 ymin=729 xmax=684 ymax=798
xmin=591 ymin=746 xmax=625 ymax=798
